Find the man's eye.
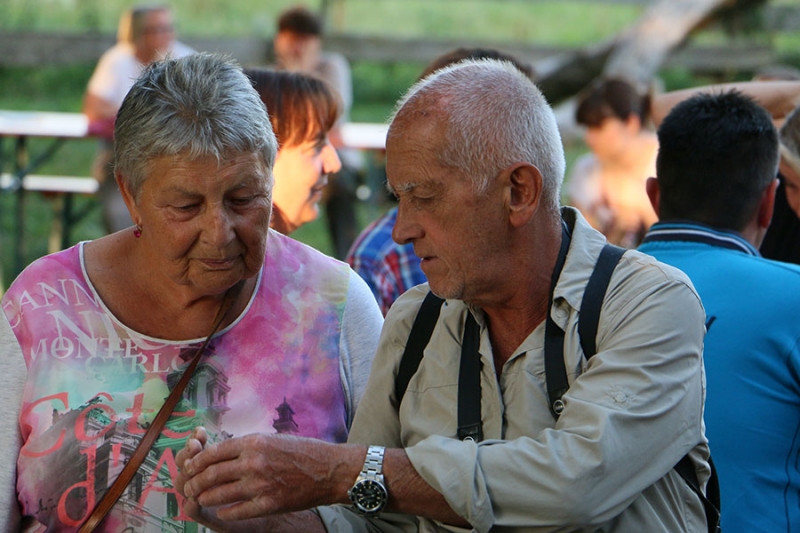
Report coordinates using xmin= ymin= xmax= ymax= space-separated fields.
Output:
xmin=230 ymin=196 xmax=257 ymax=207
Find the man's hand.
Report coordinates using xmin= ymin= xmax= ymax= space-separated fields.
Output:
xmin=175 ymin=427 xmax=330 ymax=532
xmin=178 ymin=430 xmax=363 ymax=521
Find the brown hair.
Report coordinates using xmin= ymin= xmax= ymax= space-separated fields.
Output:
xmin=277 ymin=5 xmax=322 ymax=36
xmin=575 ymin=77 xmax=651 ymax=128
xmin=419 ymin=47 xmax=534 ymax=81
xmin=244 ymin=68 xmax=340 ymax=148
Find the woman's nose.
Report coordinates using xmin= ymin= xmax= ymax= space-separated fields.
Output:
xmin=322 ymin=142 xmax=342 ymax=174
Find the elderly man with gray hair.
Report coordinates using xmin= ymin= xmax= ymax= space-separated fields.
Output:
xmin=176 ymin=58 xmax=713 ymax=533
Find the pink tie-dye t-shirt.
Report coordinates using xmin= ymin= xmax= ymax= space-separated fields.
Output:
xmin=3 ymin=232 xmax=352 ymax=532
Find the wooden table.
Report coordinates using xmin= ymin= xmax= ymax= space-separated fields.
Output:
xmin=0 ymin=110 xmax=389 ymax=281
xmin=0 ymin=110 xmax=100 ymax=278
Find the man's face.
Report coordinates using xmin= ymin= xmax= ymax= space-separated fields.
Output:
xmin=273 ymin=31 xmax=322 ymax=72
xmin=136 ymin=10 xmax=175 ymax=63
xmin=386 ymin=114 xmax=510 ymax=304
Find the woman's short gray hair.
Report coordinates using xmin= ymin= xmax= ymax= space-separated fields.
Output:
xmin=114 ymin=53 xmax=277 ymax=197
xmin=780 ymin=105 xmax=800 ymax=175
xmin=389 ymin=58 xmax=566 ymax=212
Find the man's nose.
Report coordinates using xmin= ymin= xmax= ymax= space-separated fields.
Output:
xmin=392 ymin=202 xmax=422 ymax=245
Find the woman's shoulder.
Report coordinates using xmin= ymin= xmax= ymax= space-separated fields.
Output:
xmin=6 ymin=245 xmax=83 ymax=291
xmin=265 ymin=230 xmax=351 ymax=285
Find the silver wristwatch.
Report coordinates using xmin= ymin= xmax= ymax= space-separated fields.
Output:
xmin=347 ymin=445 xmax=388 ymax=516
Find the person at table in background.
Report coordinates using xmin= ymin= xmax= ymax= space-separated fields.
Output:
xmin=639 ymin=90 xmax=800 ymax=533
xmin=0 ymin=53 xmax=382 ymax=532
xmin=346 ymin=47 xmax=534 ymax=316
xmin=273 ymin=4 xmax=361 ymax=259
xmin=566 ymin=77 xmax=658 ymax=247
xmin=244 ymin=68 xmax=342 ymax=235
xmin=83 ymin=4 xmax=195 ymax=234
xmin=174 ymin=58 xmax=711 ymax=533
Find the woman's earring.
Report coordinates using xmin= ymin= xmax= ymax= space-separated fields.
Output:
xmin=133 ymin=224 xmax=142 ymax=238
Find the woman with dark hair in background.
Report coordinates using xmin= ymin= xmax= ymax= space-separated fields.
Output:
xmin=567 ymin=77 xmax=658 ymax=247
xmin=244 ymin=68 xmax=342 ymax=235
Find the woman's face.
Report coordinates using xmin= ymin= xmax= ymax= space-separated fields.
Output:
xmin=782 ymin=163 xmax=800 ymax=218
xmin=125 ymin=152 xmax=272 ymax=298
xmin=585 ymin=116 xmax=639 ymax=161
xmin=271 ymin=135 xmax=341 ymax=232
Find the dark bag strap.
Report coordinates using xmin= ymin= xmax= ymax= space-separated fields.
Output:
xmin=393 ymin=290 xmax=482 ymax=441
xmin=675 ymin=455 xmax=722 ymax=533
xmin=457 ymin=313 xmax=483 ymax=441
xmin=76 ymin=282 xmax=243 ymax=533
xmin=578 ymin=244 xmax=626 ymax=358
xmin=394 ymin=243 xmax=720 ymax=532
xmin=548 ymin=245 xmax=721 ymax=533
xmin=545 ymin=242 xmax=623 ymax=413
xmin=394 ymin=291 xmax=445 ymax=407
xmin=543 ymin=225 xmax=573 ymax=417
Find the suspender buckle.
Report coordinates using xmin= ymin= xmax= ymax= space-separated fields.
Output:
xmin=457 ymin=423 xmax=483 ymax=442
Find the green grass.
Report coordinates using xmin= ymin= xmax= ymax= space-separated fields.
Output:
xmin=0 ymin=0 xmax=645 ymax=45
xmin=0 ymin=0 xmax=788 ymax=286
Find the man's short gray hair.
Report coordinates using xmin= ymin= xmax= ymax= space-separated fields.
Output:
xmin=114 ymin=53 xmax=277 ymax=197
xmin=389 ymin=58 xmax=566 ymax=211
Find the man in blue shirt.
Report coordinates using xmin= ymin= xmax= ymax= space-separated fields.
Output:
xmin=639 ymin=90 xmax=800 ymax=533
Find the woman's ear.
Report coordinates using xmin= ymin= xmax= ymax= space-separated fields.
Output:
xmin=117 ymin=172 xmax=140 ymax=225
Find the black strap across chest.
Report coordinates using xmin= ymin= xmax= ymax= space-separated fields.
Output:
xmin=394 ymin=230 xmax=720 ymax=532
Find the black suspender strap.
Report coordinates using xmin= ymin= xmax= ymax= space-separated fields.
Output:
xmin=395 ymin=235 xmax=720 ymax=532
xmin=546 ymin=242 xmax=623 ymax=418
xmin=578 ymin=244 xmax=625 ymax=358
xmin=544 ymin=224 xmax=572 ymax=418
xmin=457 ymin=313 xmax=483 ymax=441
xmin=394 ymin=291 xmax=444 ymax=407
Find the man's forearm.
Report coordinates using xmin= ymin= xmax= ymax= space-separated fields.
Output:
xmin=381 ymin=448 xmax=469 ymax=527
xmin=652 ymin=81 xmax=800 ymax=126
xmin=180 ymin=435 xmax=470 ymax=529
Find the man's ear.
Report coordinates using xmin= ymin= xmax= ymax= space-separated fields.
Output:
xmin=645 ymin=176 xmax=661 ymax=217
xmin=506 ymin=162 xmax=542 ymax=227
xmin=757 ymin=178 xmax=779 ymax=229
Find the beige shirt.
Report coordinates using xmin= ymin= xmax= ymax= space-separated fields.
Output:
xmin=319 ymin=207 xmax=710 ymax=532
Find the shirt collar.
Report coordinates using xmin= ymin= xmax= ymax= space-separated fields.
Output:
xmin=642 ymin=221 xmax=760 ymax=256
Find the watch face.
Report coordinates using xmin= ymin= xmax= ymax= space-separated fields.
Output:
xmin=351 ymin=479 xmax=388 ymax=514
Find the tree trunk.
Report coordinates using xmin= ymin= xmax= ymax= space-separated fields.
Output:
xmin=602 ymin=0 xmax=735 ymax=87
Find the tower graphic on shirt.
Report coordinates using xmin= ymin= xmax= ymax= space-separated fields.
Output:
xmin=273 ymin=397 xmax=299 ymax=434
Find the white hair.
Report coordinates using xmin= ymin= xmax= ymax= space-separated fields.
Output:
xmin=388 ymin=58 xmax=566 ymax=212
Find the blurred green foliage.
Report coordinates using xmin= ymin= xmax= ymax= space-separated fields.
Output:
xmin=1 ymin=0 xmax=798 ymax=286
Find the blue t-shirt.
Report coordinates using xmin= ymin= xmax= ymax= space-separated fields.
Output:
xmin=639 ymin=221 xmax=800 ymax=533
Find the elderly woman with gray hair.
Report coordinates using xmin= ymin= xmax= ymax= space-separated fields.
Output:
xmin=0 ymin=53 xmax=382 ymax=532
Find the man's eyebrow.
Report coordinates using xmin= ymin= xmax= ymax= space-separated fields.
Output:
xmin=387 ymin=182 xmax=418 ymax=195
